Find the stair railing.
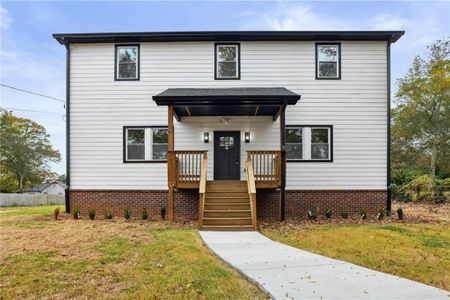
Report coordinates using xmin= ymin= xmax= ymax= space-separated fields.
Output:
xmin=246 ymin=150 xmax=281 ymax=188
xmin=245 ymin=160 xmax=257 ymax=230
xmin=198 ymin=153 xmax=208 ymax=229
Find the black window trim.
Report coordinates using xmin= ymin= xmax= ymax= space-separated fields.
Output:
xmin=214 ymin=42 xmax=241 ymax=80
xmin=115 ymin=44 xmax=140 ymax=81
xmin=286 ymin=125 xmax=333 ymax=162
xmin=315 ymin=42 xmax=341 ymax=80
xmin=123 ymin=126 xmax=167 ymax=163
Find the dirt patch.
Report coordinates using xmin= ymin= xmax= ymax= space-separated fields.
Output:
xmin=260 ymin=201 xmax=449 ymax=230
xmin=0 ymin=215 xmax=192 ymax=260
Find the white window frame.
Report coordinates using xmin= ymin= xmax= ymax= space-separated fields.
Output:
xmin=286 ymin=126 xmax=333 ymax=162
xmin=316 ymin=43 xmax=340 ymax=79
xmin=115 ymin=45 xmax=139 ymax=80
xmin=124 ymin=127 xmax=167 ymax=162
xmin=215 ymin=43 xmax=240 ymax=79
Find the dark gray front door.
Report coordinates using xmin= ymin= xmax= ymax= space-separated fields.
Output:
xmin=214 ymin=131 xmax=240 ymax=180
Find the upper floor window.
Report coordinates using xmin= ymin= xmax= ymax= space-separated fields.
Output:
xmin=286 ymin=126 xmax=333 ymax=162
xmin=316 ymin=43 xmax=340 ymax=79
xmin=115 ymin=45 xmax=139 ymax=80
xmin=124 ymin=127 xmax=167 ymax=162
xmin=215 ymin=43 xmax=240 ymax=80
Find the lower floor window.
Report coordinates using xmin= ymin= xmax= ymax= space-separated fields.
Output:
xmin=286 ymin=126 xmax=332 ymax=161
xmin=125 ymin=127 xmax=168 ymax=162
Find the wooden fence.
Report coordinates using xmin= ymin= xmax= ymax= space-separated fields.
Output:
xmin=0 ymin=194 xmax=65 ymax=207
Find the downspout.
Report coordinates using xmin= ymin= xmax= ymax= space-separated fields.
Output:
xmin=64 ymin=40 xmax=71 ymax=213
xmin=387 ymin=41 xmax=391 ymax=215
xmin=280 ymin=104 xmax=287 ymax=221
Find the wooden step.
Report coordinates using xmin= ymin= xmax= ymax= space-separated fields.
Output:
xmin=205 ymin=196 xmax=249 ymax=203
xmin=201 ymin=225 xmax=254 ymax=231
xmin=206 ymin=187 xmax=247 ymax=193
xmin=203 ymin=217 xmax=252 ymax=226
xmin=205 ymin=192 xmax=249 ymax=198
xmin=203 ymin=210 xmax=251 ymax=218
xmin=204 ymin=203 xmax=251 ymax=210
xmin=207 ymin=180 xmax=247 ymax=186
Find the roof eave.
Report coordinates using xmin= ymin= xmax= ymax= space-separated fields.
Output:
xmin=52 ymin=31 xmax=405 ymax=45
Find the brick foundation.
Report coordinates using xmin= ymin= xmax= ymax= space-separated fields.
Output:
xmin=286 ymin=189 xmax=387 ymax=219
xmin=69 ymin=189 xmax=386 ymax=220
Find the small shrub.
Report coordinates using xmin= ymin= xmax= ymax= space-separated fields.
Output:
xmin=124 ymin=208 xmax=132 ymax=220
xmin=88 ymin=209 xmax=96 ymax=220
xmin=340 ymin=208 xmax=349 ymax=219
xmin=141 ymin=209 xmax=148 ymax=220
xmin=359 ymin=209 xmax=367 ymax=220
xmin=73 ymin=207 xmax=80 ymax=220
xmin=432 ymin=188 xmax=447 ymax=204
xmin=53 ymin=207 xmax=60 ymax=220
xmin=391 ymin=184 xmax=412 ymax=202
xmin=307 ymin=208 xmax=317 ymax=220
xmin=324 ymin=208 xmax=332 ymax=219
xmin=397 ymin=207 xmax=404 ymax=220
xmin=377 ymin=207 xmax=385 ymax=220
xmin=416 ymin=193 xmax=431 ymax=202
xmin=104 ymin=211 xmax=113 ymax=219
xmin=160 ymin=207 xmax=166 ymax=220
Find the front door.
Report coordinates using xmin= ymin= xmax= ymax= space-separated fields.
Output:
xmin=214 ymin=131 xmax=241 ymax=180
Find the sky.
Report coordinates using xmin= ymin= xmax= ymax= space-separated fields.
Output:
xmin=1 ymin=1 xmax=449 ymax=175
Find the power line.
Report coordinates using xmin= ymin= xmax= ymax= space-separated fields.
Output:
xmin=1 ymin=106 xmax=63 ymax=114
xmin=0 ymin=83 xmax=66 ymax=107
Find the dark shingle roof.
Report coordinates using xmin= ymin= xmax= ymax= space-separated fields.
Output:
xmin=155 ymin=87 xmax=299 ymax=98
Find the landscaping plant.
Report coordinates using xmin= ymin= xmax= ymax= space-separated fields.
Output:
xmin=124 ymin=208 xmax=132 ymax=220
xmin=307 ymin=208 xmax=317 ymax=220
xmin=340 ymin=208 xmax=349 ymax=219
xmin=53 ymin=207 xmax=60 ymax=220
xmin=141 ymin=209 xmax=148 ymax=220
xmin=377 ymin=207 xmax=385 ymax=220
xmin=73 ymin=207 xmax=81 ymax=220
xmin=104 ymin=211 xmax=113 ymax=219
xmin=325 ymin=208 xmax=332 ymax=219
xmin=359 ymin=209 xmax=368 ymax=220
xmin=160 ymin=207 xmax=166 ymax=220
xmin=88 ymin=209 xmax=96 ymax=220
xmin=397 ymin=207 xmax=404 ymax=220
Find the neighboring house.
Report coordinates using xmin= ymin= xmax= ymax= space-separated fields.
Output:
xmin=27 ymin=180 xmax=67 ymax=195
xmin=53 ymin=30 xmax=404 ymax=230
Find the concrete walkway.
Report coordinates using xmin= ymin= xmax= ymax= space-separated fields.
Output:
xmin=200 ymin=231 xmax=449 ymax=300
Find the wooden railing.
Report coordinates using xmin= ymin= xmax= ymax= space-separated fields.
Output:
xmin=247 ymin=150 xmax=281 ymax=188
xmin=245 ymin=160 xmax=257 ymax=230
xmin=173 ymin=150 xmax=208 ymax=188
xmin=198 ymin=155 xmax=208 ymax=229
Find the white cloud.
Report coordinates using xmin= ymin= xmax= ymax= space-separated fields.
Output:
xmin=0 ymin=6 xmax=13 ymax=29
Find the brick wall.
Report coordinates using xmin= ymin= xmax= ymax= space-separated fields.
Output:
xmin=69 ymin=189 xmax=386 ymax=221
xmin=286 ymin=190 xmax=387 ymax=219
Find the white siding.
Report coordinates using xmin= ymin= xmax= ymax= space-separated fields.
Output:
xmin=70 ymin=41 xmax=387 ymax=190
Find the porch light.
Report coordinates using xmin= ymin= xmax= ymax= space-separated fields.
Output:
xmin=245 ymin=132 xmax=251 ymax=143
xmin=203 ymin=132 xmax=209 ymax=143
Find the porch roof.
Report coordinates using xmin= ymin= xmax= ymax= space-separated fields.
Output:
xmin=153 ymin=87 xmax=300 ymax=121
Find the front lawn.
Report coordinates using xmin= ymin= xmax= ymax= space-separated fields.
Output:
xmin=0 ymin=205 xmax=266 ymax=299
xmin=262 ymin=222 xmax=450 ymax=291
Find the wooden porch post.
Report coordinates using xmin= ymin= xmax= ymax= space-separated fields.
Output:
xmin=168 ymin=106 xmax=175 ymax=222
xmin=280 ymin=105 xmax=287 ymax=221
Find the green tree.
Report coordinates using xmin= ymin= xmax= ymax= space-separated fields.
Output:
xmin=0 ymin=109 xmax=61 ymax=192
xmin=393 ymin=38 xmax=450 ymax=193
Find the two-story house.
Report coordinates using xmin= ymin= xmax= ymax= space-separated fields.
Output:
xmin=53 ymin=31 xmax=404 ymax=230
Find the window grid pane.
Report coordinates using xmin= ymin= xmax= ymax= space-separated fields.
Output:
xmin=152 ymin=128 xmax=168 ymax=160
xmin=216 ymin=45 xmax=238 ymax=79
xmin=127 ymin=129 xmax=145 ymax=160
xmin=311 ymin=128 xmax=329 ymax=159
xmin=117 ymin=46 xmax=138 ymax=79
xmin=317 ymin=44 xmax=339 ymax=79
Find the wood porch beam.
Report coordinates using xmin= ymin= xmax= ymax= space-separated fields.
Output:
xmin=167 ymin=106 xmax=175 ymax=222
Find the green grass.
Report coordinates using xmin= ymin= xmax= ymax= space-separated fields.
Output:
xmin=262 ymin=223 xmax=450 ymax=290
xmin=0 ymin=205 xmax=64 ymax=217
xmin=0 ymin=206 xmax=266 ymax=299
